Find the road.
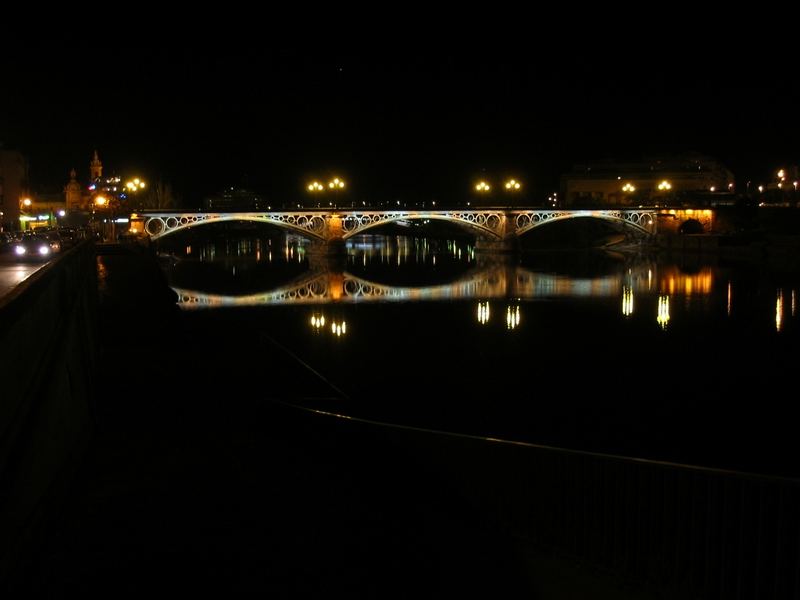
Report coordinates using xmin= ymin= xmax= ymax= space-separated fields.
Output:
xmin=0 ymin=255 xmax=47 ymax=302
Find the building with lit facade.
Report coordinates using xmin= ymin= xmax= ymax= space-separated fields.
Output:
xmin=561 ymin=153 xmax=735 ymax=207
xmin=65 ymin=150 xmax=123 ymax=212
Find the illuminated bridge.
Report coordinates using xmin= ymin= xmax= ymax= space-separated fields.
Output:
xmin=142 ymin=208 xmax=668 ymax=251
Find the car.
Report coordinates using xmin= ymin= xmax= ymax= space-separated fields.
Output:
xmin=11 ymin=232 xmax=62 ymax=259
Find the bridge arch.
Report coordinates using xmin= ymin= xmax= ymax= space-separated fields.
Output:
xmin=340 ymin=211 xmax=504 ymax=240
xmin=513 ymin=210 xmax=656 ymax=238
xmin=143 ymin=213 xmax=328 ymax=241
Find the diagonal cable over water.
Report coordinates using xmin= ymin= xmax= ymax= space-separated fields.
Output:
xmin=258 ymin=330 xmax=351 ymax=401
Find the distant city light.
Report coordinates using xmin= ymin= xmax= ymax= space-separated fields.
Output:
xmin=475 ymin=181 xmax=491 ymax=192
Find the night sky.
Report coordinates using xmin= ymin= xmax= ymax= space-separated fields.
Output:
xmin=2 ymin=31 xmax=797 ymax=205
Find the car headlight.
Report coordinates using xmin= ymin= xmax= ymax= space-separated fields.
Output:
xmin=38 ymin=245 xmax=50 ymax=255
xmin=14 ymin=245 xmax=26 ymax=255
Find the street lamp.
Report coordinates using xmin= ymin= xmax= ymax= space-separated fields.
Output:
xmin=124 ymin=178 xmax=147 ymax=210
xmin=126 ymin=178 xmax=146 ymax=192
xmin=328 ymin=177 xmax=346 ymax=208
xmin=503 ymin=179 xmax=522 ymax=208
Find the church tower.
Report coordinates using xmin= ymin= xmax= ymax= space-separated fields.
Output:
xmin=64 ymin=168 xmax=83 ymax=210
xmin=90 ymin=150 xmax=103 ymax=180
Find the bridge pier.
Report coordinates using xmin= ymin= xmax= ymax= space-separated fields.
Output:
xmin=474 ymin=237 xmax=519 ymax=254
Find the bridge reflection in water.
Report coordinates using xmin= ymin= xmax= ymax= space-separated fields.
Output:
xmin=172 ymin=262 xmax=714 ymax=310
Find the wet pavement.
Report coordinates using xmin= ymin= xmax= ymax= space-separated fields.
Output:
xmin=0 ymin=255 xmax=46 ymax=302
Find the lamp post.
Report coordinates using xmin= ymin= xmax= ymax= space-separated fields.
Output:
xmin=622 ymin=182 xmax=636 ymax=206
xmin=93 ymin=195 xmax=109 ymax=240
xmin=306 ymin=181 xmax=325 ymax=208
xmin=125 ymin=178 xmax=147 ymax=209
xmin=657 ymin=180 xmax=672 ymax=206
xmin=328 ymin=177 xmax=346 ymax=208
xmin=473 ymin=180 xmax=491 ymax=207
xmin=503 ymin=178 xmax=522 ymax=208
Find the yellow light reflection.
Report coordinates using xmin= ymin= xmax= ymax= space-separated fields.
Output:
xmin=331 ymin=320 xmax=347 ymax=337
xmin=657 ymin=295 xmax=670 ymax=329
xmin=776 ymin=290 xmax=783 ymax=332
xmin=658 ymin=267 xmax=713 ymax=296
xmin=506 ymin=305 xmax=520 ymax=330
xmin=727 ymin=281 xmax=732 ymax=317
xmin=311 ymin=314 xmax=326 ymax=330
xmin=477 ymin=301 xmax=490 ymax=324
xmin=622 ymin=286 xmax=634 ymax=316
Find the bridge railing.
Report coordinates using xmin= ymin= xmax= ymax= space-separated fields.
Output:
xmin=366 ymin=419 xmax=800 ymax=599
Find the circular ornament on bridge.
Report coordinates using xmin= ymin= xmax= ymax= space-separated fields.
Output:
xmin=309 ymin=215 xmax=326 ymax=232
xmin=145 ymin=218 xmax=165 ymax=236
xmin=342 ymin=216 xmax=358 ymax=231
xmin=343 ymin=279 xmax=363 ymax=296
xmin=165 ymin=217 xmax=179 ymax=230
xmin=515 ymin=214 xmax=532 ymax=228
xmin=296 ymin=215 xmax=308 ymax=228
xmin=307 ymin=280 xmax=327 ymax=296
xmin=486 ymin=214 xmax=500 ymax=230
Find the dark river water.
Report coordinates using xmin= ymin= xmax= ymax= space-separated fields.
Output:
xmin=158 ymin=232 xmax=800 ymax=477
